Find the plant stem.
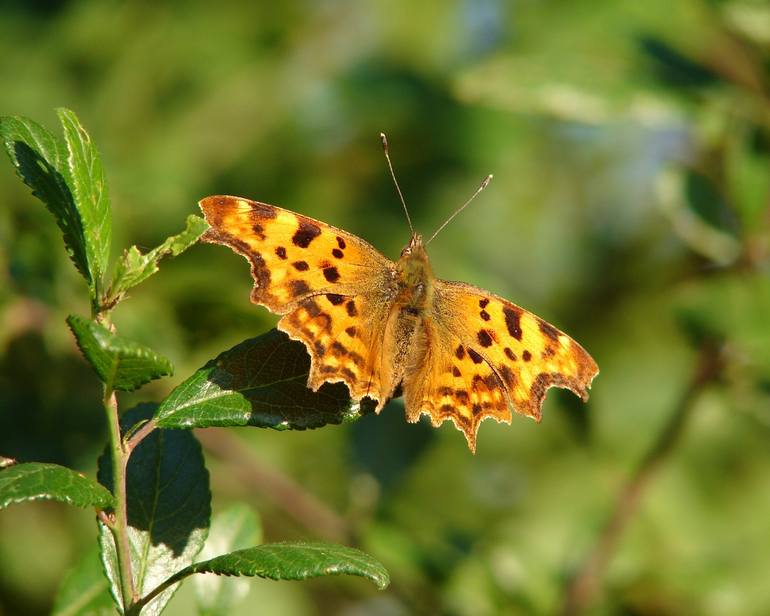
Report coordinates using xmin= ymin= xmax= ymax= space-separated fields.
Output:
xmin=127 ymin=569 xmax=189 ymax=616
xmin=104 ymin=385 xmax=137 ymax=610
xmin=561 ymin=342 xmax=723 ymax=615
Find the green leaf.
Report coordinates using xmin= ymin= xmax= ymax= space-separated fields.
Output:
xmin=98 ymin=405 xmax=211 ymax=616
xmin=0 ymin=115 xmax=90 ymax=282
xmin=181 ymin=542 xmax=389 ymax=589
xmin=107 ymin=215 xmax=208 ymax=306
xmin=154 ymin=329 xmax=374 ymax=430
xmin=67 ymin=314 xmax=173 ymax=391
xmin=57 ymin=108 xmax=112 ymax=298
xmin=684 ymin=170 xmax=740 ymax=238
xmin=677 ymin=274 xmax=770 ymax=376
xmin=725 ymin=127 xmax=770 ymax=233
xmin=52 ymin=547 xmax=114 ymax=616
xmin=0 ymin=462 xmax=113 ymax=510
xmin=193 ymin=504 xmax=262 ymax=616
xmin=0 ymin=110 xmax=112 ymax=303
xmin=656 ymin=168 xmax=741 ymax=266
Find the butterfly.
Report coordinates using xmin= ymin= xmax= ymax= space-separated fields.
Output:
xmin=199 ymin=138 xmax=598 ymax=452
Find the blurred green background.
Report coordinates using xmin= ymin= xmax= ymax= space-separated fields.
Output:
xmin=2 ymin=1 xmax=770 ymax=614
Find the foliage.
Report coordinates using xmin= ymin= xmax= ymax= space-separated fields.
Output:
xmin=2 ymin=1 xmax=770 ymax=614
xmin=0 ymin=110 xmax=388 ymax=615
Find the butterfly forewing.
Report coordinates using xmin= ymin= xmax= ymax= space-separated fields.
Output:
xmin=200 ymin=196 xmax=393 ymax=313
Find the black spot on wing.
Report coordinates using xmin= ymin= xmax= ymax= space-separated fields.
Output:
xmin=539 ymin=319 xmax=560 ymax=342
xmin=477 ymin=330 xmax=493 ymax=347
xmin=503 ymin=306 xmax=522 ymax=340
xmin=323 ymin=266 xmax=340 ymax=283
xmin=499 ymin=365 xmax=516 ymax=388
xmin=468 ymin=348 xmax=484 ymax=364
xmin=290 ymin=280 xmax=310 ymax=297
xmin=251 ymin=223 xmax=265 ymax=240
xmin=248 ymin=201 xmax=278 ymax=219
xmin=292 ymin=220 xmax=321 ymax=248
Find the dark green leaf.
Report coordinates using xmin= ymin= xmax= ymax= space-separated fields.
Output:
xmin=0 ymin=462 xmax=113 ymax=510
xmin=0 ymin=115 xmax=90 ymax=282
xmin=684 ymin=170 xmax=740 ymax=238
xmin=180 ymin=542 xmax=389 ymax=590
xmin=154 ymin=329 xmax=374 ymax=430
xmin=677 ymin=273 xmax=770 ymax=375
xmin=193 ymin=504 xmax=262 ymax=616
xmin=57 ymin=108 xmax=112 ymax=297
xmin=67 ymin=314 xmax=173 ymax=391
xmin=98 ymin=405 xmax=211 ymax=616
xmin=107 ymin=215 xmax=208 ymax=306
xmin=656 ymin=168 xmax=741 ymax=265
xmin=52 ymin=547 xmax=114 ymax=616
xmin=726 ymin=127 xmax=770 ymax=232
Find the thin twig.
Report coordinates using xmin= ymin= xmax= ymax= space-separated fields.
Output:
xmin=561 ymin=341 xmax=724 ymax=615
xmin=125 ymin=418 xmax=157 ymax=453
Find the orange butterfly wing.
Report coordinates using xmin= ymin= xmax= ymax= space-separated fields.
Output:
xmin=404 ymin=280 xmax=599 ymax=452
xmin=199 ymin=196 xmax=396 ymax=402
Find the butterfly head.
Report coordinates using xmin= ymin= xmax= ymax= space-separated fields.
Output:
xmin=396 ymin=234 xmax=433 ymax=311
xmin=400 ymin=233 xmax=425 ymax=257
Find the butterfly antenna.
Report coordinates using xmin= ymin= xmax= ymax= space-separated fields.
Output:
xmin=380 ymin=132 xmax=415 ymax=235
xmin=426 ymin=174 xmax=493 ymax=245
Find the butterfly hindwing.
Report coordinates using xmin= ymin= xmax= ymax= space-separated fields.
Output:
xmin=278 ymin=292 xmax=391 ymax=402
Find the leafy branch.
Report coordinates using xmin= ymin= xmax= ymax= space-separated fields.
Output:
xmin=0 ymin=109 xmax=388 ymax=615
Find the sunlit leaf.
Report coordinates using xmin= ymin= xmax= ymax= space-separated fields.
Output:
xmin=180 ymin=542 xmax=389 ymax=589
xmin=67 ymin=315 xmax=173 ymax=391
xmin=0 ymin=462 xmax=113 ymax=510
xmin=108 ymin=215 xmax=208 ymax=306
xmin=56 ymin=108 xmax=112 ymax=299
xmin=154 ymin=329 xmax=373 ymax=431
xmin=0 ymin=115 xmax=90 ymax=282
xmin=0 ymin=110 xmax=112 ymax=303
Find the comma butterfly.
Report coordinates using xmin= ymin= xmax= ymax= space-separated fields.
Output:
xmin=200 ymin=135 xmax=598 ymax=452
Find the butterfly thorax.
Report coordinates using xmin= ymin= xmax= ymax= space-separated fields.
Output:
xmin=395 ymin=234 xmax=434 ymax=315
